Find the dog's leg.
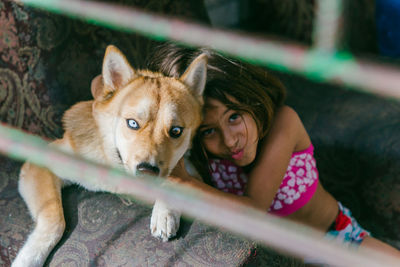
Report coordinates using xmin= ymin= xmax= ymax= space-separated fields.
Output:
xmin=12 ymin=163 xmax=65 ymax=267
xmin=150 ymin=199 xmax=181 ymax=242
xmin=150 ymin=158 xmax=202 ymax=241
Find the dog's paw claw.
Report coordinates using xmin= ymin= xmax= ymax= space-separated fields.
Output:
xmin=150 ymin=200 xmax=181 ymax=241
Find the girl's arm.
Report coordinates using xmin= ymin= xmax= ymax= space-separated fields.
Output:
xmin=169 ymin=106 xmax=310 ymax=211
xmin=168 ymin=158 xmax=260 ymax=209
xmin=246 ymin=106 xmax=311 ymax=210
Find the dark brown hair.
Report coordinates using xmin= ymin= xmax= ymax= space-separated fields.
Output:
xmin=147 ymin=43 xmax=286 ymax=184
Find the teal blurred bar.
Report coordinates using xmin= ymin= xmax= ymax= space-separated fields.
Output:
xmin=0 ymin=123 xmax=397 ymax=266
xmin=16 ymin=0 xmax=400 ymax=100
xmin=313 ymin=0 xmax=343 ymax=52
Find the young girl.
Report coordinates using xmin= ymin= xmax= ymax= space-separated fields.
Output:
xmin=148 ymin=43 xmax=400 ymax=260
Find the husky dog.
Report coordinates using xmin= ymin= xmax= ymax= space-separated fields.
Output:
xmin=13 ymin=45 xmax=207 ymax=267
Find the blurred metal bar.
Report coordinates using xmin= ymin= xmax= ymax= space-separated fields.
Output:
xmin=0 ymin=123 xmax=398 ymax=266
xmin=17 ymin=0 xmax=400 ymax=100
xmin=313 ymin=0 xmax=343 ymax=52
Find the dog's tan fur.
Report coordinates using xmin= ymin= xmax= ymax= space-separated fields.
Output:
xmin=13 ymin=45 xmax=207 ymax=267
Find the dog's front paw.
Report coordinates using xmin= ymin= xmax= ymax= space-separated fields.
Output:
xmin=150 ymin=200 xmax=181 ymax=242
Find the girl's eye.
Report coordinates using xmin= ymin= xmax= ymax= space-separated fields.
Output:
xmin=201 ymin=128 xmax=215 ymax=137
xmin=127 ymin=119 xmax=140 ymax=130
xmin=229 ymin=113 xmax=240 ymax=122
xmin=169 ymin=126 xmax=183 ymax=138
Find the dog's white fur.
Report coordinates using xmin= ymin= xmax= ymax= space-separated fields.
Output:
xmin=12 ymin=45 xmax=207 ymax=267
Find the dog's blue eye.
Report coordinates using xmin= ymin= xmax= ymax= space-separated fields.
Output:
xmin=127 ymin=119 xmax=140 ymax=130
xmin=169 ymin=126 xmax=183 ymax=138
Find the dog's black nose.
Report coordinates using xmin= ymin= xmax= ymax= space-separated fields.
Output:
xmin=136 ymin=162 xmax=160 ymax=176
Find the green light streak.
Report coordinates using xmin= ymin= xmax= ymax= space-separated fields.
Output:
xmin=304 ymin=51 xmax=355 ymax=81
xmin=16 ymin=0 xmax=400 ymax=99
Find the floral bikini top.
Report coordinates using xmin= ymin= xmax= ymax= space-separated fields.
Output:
xmin=208 ymin=143 xmax=319 ymax=216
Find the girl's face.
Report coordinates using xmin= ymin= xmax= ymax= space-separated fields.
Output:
xmin=199 ymin=97 xmax=259 ymax=167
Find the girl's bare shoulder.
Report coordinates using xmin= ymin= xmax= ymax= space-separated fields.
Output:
xmin=275 ymin=105 xmax=301 ymax=126
xmin=269 ymin=105 xmax=311 ymax=152
xmin=269 ymin=106 xmax=302 ymax=139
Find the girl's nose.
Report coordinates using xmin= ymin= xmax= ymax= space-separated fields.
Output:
xmin=222 ymin=129 xmax=237 ymax=149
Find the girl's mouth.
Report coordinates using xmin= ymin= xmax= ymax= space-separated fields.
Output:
xmin=231 ymin=149 xmax=244 ymax=160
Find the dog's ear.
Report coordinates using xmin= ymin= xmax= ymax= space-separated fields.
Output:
xmin=90 ymin=74 xmax=104 ymax=100
xmin=102 ymin=45 xmax=135 ymax=95
xmin=179 ymin=53 xmax=208 ymax=97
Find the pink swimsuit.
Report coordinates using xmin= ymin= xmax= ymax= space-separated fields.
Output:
xmin=209 ymin=144 xmax=319 ymax=216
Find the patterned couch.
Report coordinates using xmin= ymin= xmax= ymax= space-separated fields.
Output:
xmin=1 ymin=0 xmax=399 ymax=266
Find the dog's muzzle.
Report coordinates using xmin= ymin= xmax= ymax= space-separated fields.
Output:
xmin=136 ymin=162 xmax=160 ymax=176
